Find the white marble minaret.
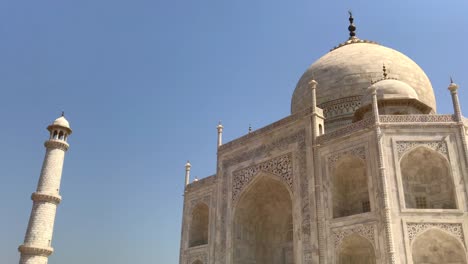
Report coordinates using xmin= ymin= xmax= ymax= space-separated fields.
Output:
xmin=18 ymin=114 xmax=72 ymax=264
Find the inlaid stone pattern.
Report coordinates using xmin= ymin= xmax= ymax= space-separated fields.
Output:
xmin=407 ymin=223 xmax=465 ymax=245
xmin=333 ymin=224 xmax=375 ymax=248
xmin=328 ymin=146 xmax=366 ymax=170
xmin=396 ymin=141 xmax=448 ymax=159
xmin=380 ymin=114 xmax=455 ymax=123
xmin=232 ymin=153 xmax=293 ymax=202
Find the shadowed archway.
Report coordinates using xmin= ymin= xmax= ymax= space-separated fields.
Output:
xmin=338 ymin=233 xmax=376 ymax=264
xmin=233 ymin=174 xmax=294 ymax=264
xmin=412 ymin=229 xmax=467 ymax=264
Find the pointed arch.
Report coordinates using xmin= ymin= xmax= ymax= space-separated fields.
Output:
xmin=233 ymin=173 xmax=294 ymax=264
xmin=412 ymin=228 xmax=467 ymax=263
xmin=189 ymin=202 xmax=209 ymax=247
xmin=400 ymin=146 xmax=456 ymax=209
xmin=338 ymin=233 xmax=376 ymax=264
xmin=332 ymin=155 xmax=370 ymax=218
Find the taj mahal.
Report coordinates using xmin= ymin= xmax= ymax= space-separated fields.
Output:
xmin=178 ymin=13 xmax=468 ymax=264
xmin=17 ymin=13 xmax=468 ymax=264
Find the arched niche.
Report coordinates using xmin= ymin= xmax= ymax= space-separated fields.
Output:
xmin=189 ymin=203 xmax=209 ymax=247
xmin=233 ymin=174 xmax=294 ymax=264
xmin=332 ymin=155 xmax=370 ymax=218
xmin=338 ymin=233 xmax=376 ymax=264
xmin=412 ymin=228 xmax=467 ymax=264
xmin=401 ymin=147 xmax=456 ymax=209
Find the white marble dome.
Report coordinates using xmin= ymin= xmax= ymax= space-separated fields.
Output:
xmin=291 ymin=42 xmax=436 ymax=129
xmin=361 ymin=79 xmax=419 ymax=106
xmin=52 ymin=116 xmax=71 ymax=129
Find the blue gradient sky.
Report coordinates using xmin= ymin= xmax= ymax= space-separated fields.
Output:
xmin=1 ymin=0 xmax=467 ymax=263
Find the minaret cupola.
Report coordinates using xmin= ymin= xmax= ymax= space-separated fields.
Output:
xmin=47 ymin=112 xmax=72 ymax=142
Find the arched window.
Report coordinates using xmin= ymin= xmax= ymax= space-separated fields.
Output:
xmin=412 ymin=229 xmax=467 ymax=264
xmin=338 ymin=234 xmax=376 ymax=264
xmin=401 ymin=147 xmax=456 ymax=209
xmin=53 ymin=131 xmax=58 ymax=139
xmin=332 ymin=155 xmax=370 ymax=218
xmin=319 ymin=124 xmax=323 ymax=135
xmin=189 ymin=203 xmax=209 ymax=247
xmin=58 ymin=131 xmax=64 ymax=140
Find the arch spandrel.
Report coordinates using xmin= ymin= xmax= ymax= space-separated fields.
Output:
xmin=231 ymin=153 xmax=293 ymax=203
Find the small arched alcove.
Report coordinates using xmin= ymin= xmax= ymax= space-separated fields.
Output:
xmin=401 ymin=147 xmax=456 ymax=209
xmin=189 ymin=203 xmax=209 ymax=247
xmin=412 ymin=228 xmax=467 ymax=264
xmin=233 ymin=174 xmax=293 ymax=264
xmin=332 ymin=155 xmax=370 ymax=218
xmin=338 ymin=233 xmax=376 ymax=264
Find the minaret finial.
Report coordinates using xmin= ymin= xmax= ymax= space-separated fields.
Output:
xmin=217 ymin=121 xmax=223 ymax=147
xmin=61 ymin=111 xmax=65 ymax=117
xmin=348 ymin=10 xmax=356 ymax=39
xmin=248 ymin=124 xmax=252 ymax=134
xmin=450 ymin=76 xmax=454 ymax=84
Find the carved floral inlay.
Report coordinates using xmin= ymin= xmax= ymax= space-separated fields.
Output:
xmin=328 ymin=146 xmax=366 ymax=170
xmin=396 ymin=141 xmax=448 ymax=159
xmin=333 ymin=224 xmax=375 ymax=248
xmin=232 ymin=153 xmax=293 ymax=202
xmin=407 ymin=223 xmax=465 ymax=245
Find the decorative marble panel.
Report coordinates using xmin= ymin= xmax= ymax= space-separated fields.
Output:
xmin=231 ymin=153 xmax=293 ymax=202
xmin=328 ymin=146 xmax=366 ymax=170
xmin=407 ymin=223 xmax=465 ymax=245
xmin=333 ymin=224 xmax=375 ymax=248
xmin=396 ymin=141 xmax=448 ymax=159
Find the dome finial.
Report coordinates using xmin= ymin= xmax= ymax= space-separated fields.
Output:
xmin=348 ymin=10 xmax=357 ymax=39
xmin=383 ymin=64 xmax=388 ymax=79
xmin=61 ymin=111 xmax=65 ymax=117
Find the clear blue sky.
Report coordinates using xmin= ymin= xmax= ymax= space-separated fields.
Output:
xmin=1 ymin=0 xmax=467 ymax=263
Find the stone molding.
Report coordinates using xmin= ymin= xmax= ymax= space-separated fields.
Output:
xmin=327 ymin=146 xmax=366 ymax=170
xmin=406 ymin=222 xmax=465 ymax=245
xmin=231 ymin=153 xmax=293 ymax=202
xmin=31 ymin=192 xmax=62 ymax=204
xmin=396 ymin=140 xmax=448 ymax=159
xmin=332 ymin=224 xmax=375 ymax=248
xmin=18 ymin=245 xmax=53 ymax=257
xmin=218 ymin=109 xmax=312 ymax=153
xmin=44 ymin=140 xmax=69 ymax=151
